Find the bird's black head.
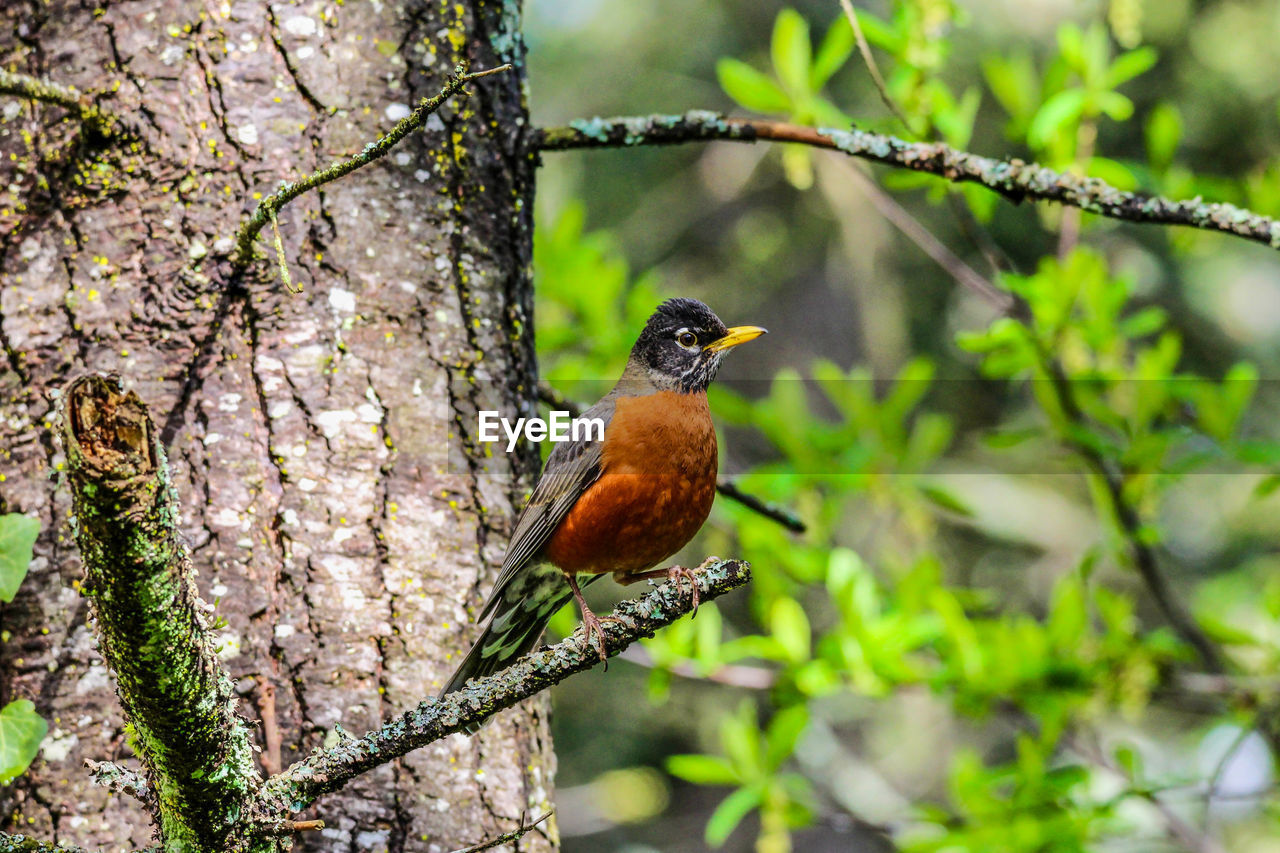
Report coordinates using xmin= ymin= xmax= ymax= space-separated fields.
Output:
xmin=627 ymin=297 xmax=767 ymax=393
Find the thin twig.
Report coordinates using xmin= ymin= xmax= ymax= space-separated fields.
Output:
xmin=1203 ymin=725 xmax=1253 ymax=819
xmin=1175 ymin=672 xmax=1280 ymax=697
xmin=250 ymin=818 xmax=326 ymax=836
xmin=231 ymin=62 xmax=513 ymax=273
xmin=0 ymin=69 xmax=124 ymax=139
xmin=253 ymin=559 xmax=752 ymax=817
xmin=837 ymin=0 xmax=914 ymax=132
xmin=255 ymin=681 xmax=283 ymax=777
xmin=1036 ymin=352 xmax=1225 ymax=675
xmin=533 ymin=112 xmax=1280 ymax=253
xmin=448 ymin=811 xmax=553 ymax=853
xmin=713 ymin=479 xmax=807 ymax=534
xmin=827 ymin=155 xmax=1013 ymax=310
xmin=535 ymin=381 xmax=806 ymax=532
xmin=0 ymin=835 xmax=157 ymax=853
xmin=833 ymin=2 xmax=1016 ymax=276
xmin=619 ymin=645 xmax=777 ymax=689
xmin=1065 ymin=731 xmax=1227 ymax=853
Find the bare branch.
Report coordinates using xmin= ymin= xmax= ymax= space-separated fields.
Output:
xmin=58 ymin=375 xmax=261 ymax=848
xmin=231 ymin=62 xmax=513 ymax=274
xmin=0 ymin=69 xmax=126 ymax=140
xmin=533 ymin=112 xmax=1280 ymax=253
xmin=254 ymin=559 xmax=752 ymax=817
xmin=837 ymin=0 xmax=914 ymax=133
xmin=712 ymin=479 xmax=807 ymax=534
xmin=825 ymin=155 xmax=1013 ymax=310
xmin=536 ymin=381 xmax=806 ymax=532
xmin=1033 ymin=353 xmax=1226 ymax=675
xmin=0 ymin=835 xmax=155 ymax=853
xmin=249 ymin=818 xmax=326 ymax=837
xmin=619 ymin=645 xmax=778 ymax=689
xmin=448 ymin=811 xmax=554 ymax=853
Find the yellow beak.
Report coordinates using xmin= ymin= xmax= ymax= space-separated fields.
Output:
xmin=706 ymin=325 xmax=768 ymax=352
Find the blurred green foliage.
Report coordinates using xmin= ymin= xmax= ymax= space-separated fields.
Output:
xmin=528 ymin=1 xmax=1280 ymax=851
xmin=0 ymin=514 xmax=43 ymax=785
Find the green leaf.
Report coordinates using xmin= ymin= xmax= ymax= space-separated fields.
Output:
xmin=720 ymin=701 xmax=763 ymax=777
xmin=1145 ymin=103 xmax=1182 ymax=172
xmin=850 ymin=9 xmax=899 ymax=52
xmin=716 ymin=59 xmax=791 ymax=114
xmin=1096 ymin=90 xmax=1134 ymax=121
xmin=1027 ymin=89 xmax=1088 ymax=149
xmin=1056 ymin=23 xmax=1086 ymax=74
xmin=0 ymin=514 xmax=39 ymax=604
xmin=1105 ymin=46 xmax=1158 ymax=88
xmin=982 ymin=52 xmax=1039 ymax=121
xmin=1114 ymin=744 xmax=1142 ymax=780
xmin=771 ymin=8 xmax=812 ymax=95
xmin=706 ymin=784 xmax=763 ymax=847
xmin=0 ymin=700 xmax=47 ymax=784
xmin=1255 ymin=474 xmax=1280 ymax=499
xmin=918 ymin=483 xmax=974 ymax=517
xmin=764 ymin=705 xmax=810 ymax=771
xmin=1087 ymin=156 xmax=1137 ymax=191
xmin=1119 ymin=306 xmax=1167 ymax=338
xmin=667 ymin=754 xmax=740 ymax=786
xmin=769 ymin=596 xmax=811 ymax=663
xmin=811 ymin=16 xmax=854 ymax=90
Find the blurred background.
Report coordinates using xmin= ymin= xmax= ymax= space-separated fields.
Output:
xmin=521 ymin=1 xmax=1280 ymax=850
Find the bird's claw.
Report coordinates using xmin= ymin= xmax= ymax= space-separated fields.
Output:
xmin=667 ymin=564 xmax=701 ymax=617
xmin=579 ymin=608 xmax=612 ymax=665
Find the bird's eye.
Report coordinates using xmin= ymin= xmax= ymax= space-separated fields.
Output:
xmin=676 ymin=331 xmax=698 ymax=348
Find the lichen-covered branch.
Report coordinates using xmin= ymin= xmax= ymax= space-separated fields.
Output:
xmin=254 ymin=558 xmax=752 ymax=816
xmin=535 ymin=382 xmax=806 ymax=532
xmin=533 ymin=112 xmax=1280 ymax=252
xmin=0 ymin=69 xmax=125 ymax=140
xmin=58 ymin=376 xmax=261 ymax=851
xmin=0 ymin=835 xmax=155 ymax=853
xmin=231 ymin=62 xmax=512 ymax=273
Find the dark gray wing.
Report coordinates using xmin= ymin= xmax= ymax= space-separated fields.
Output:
xmin=477 ymin=394 xmax=615 ymax=622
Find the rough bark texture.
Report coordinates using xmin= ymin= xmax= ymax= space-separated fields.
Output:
xmin=0 ymin=1 xmax=553 ymax=850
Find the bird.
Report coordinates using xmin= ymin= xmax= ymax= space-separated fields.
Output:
xmin=439 ymin=297 xmax=765 ymax=709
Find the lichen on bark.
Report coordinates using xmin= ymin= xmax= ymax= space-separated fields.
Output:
xmin=59 ymin=375 xmax=260 ymax=850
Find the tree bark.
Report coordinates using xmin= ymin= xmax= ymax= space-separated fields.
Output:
xmin=0 ymin=1 xmax=551 ymax=850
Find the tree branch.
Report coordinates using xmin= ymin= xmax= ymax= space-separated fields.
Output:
xmin=837 ymin=0 xmax=913 ymax=133
xmin=231 ymin=62 xmax=512 ymax=276
xmin=0 ymin=69 xmax=126 ymax=140
xmin=448 ymin=811 xmax=553 ymax=853
xmin=0 ymin=835 xmax=155 ymax=853
xmin=58 ymin=375 xmax=261 ymax=849
xmin=712 ymin=480 xmax=806 ymax=534
xmin=1034 ymin=353 xmax=1226 ymax=675
xmin=536 ymin=381 xmax=806 ymax=532
xmin=533 ymin=112 xmax=1280 ymax=253
xmin=253 ymin=558 xmax=752 ymax=817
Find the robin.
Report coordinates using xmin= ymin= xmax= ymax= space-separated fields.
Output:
xmin=439 ymin=298 xmax=765 ymax=706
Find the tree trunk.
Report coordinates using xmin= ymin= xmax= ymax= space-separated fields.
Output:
xmin=0 ymin=1 xmax=552 ymax=850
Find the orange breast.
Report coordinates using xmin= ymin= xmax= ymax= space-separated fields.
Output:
xmin=543 ymin=391 xmax=718 ymax=575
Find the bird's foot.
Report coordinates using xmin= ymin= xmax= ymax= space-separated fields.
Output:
xmin=579 ymin=606 xmax=612 ymax=664
xmin=567 ymin=572 xmax=611 ymax=665
xmin=667 ymin=565 xmax=701 ymax=617
xmin=617 ymin=559 xmax=712 ymax=617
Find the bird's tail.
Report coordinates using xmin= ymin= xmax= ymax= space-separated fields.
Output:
xmin=439 ymin=564 xmax=575 ymax=732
